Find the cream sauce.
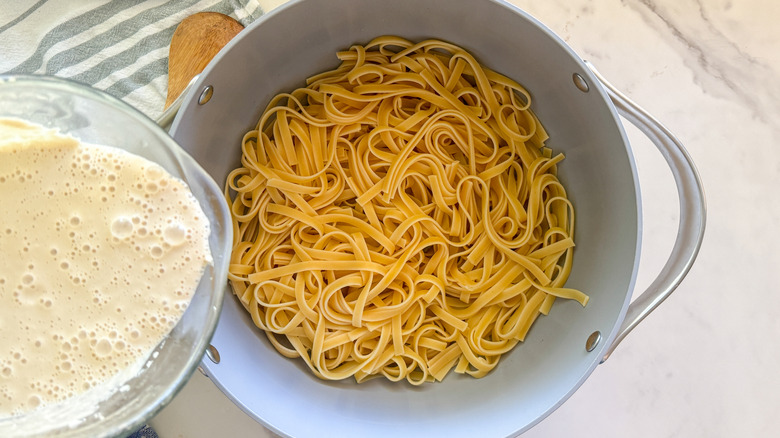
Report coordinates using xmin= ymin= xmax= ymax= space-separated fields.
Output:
xmin=0 ymin=119 xmax=212 ymax=417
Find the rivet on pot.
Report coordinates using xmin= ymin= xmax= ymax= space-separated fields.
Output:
xmin=585 ymin=331 xmax=601 ymax=352
xmin=205 ymin=343 xmax=220 ymax=364
xmin=573 ymin=73 xmax=589 ymax=92
xmin=198 ymin=85 xmax=214 ymax=105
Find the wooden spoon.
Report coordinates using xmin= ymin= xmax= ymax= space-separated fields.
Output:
xmin=164 ymin=12 xmax=244 ymax=109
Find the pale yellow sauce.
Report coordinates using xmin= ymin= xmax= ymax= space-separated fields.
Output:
xmin=0 ymin=119 xmax=212 ymax=417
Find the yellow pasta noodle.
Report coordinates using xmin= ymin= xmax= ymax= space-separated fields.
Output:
xmin=225 ymin=36 xmax=588 ymax=384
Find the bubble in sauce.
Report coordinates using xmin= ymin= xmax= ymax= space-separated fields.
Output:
xmin=149 ymin=245 xmax=164 ymax=259
xmin=21 ymin=273 xmax=35 ymax=285
xmin=144 ymin=164 xmax=164 ymax=181
xmin=94 ymin=338 xmax=112 ymax=356
xmin=110 ymin=216 xmax=133 ymax=239
xmin=163 ymin=223 xmax=187 ymax=246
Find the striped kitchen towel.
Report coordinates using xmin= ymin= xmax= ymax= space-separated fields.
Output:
xmin=127 ymin=424 xmax=160 ymax=438
xmin=0 ymin=0 xmax=285 ymax=120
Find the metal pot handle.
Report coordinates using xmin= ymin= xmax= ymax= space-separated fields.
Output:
xmin=585 ymin=62 xmax=707 ymax=362
xmin=155 ymin=74 xmax=200 ymax=131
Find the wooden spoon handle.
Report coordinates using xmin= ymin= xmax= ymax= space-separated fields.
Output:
xmin=165 ymin=12 xmax=243 ymax=109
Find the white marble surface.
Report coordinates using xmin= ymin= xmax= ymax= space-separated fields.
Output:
xmin=149 ymin=0 xmax=780 ymax=436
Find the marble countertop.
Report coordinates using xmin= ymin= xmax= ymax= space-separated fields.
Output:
xmin=149 ymin=0 xmax=780 ymax=436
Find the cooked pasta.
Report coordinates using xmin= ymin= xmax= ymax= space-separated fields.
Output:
xmin=225 ymin=36 xmax=588 ymax=384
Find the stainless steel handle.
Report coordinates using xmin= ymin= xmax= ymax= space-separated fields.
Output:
xmin=155 ymin=74 xmax=200 ymax=131
xmin=586 ymin=62 xmax=707 ymax=362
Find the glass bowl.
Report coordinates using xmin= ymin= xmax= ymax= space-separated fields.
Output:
xmin=0 ymin=75 xmax=232 ymax=437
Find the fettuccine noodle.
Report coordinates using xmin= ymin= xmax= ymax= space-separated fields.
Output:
xmin=225 ymin=36 xmax=588 ymax=384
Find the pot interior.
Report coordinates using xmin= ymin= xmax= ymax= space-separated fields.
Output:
xmin=171 ymin=0 xmax=641 ymax=436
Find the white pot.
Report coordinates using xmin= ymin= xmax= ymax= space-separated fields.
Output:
xmin=169 ymin=0 xmax=706 ymax=436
